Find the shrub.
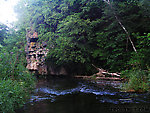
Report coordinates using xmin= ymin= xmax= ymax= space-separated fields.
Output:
xmin=123 ymin=70 xmax=150 ymax=92
xmin=0 ymin=79 xmax=34 ymax=113
xmin=0 ymin=49 xmax=35 ymax=112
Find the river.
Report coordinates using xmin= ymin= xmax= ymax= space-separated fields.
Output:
xmin=16 ymin=76 xmax=150 ymax=113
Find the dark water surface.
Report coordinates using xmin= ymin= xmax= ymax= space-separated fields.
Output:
xmin=17 ymin=77 xmax=150 ymax=113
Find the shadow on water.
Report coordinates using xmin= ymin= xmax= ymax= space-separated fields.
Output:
xmin=16 ymin=76 xmax=150 ymax=113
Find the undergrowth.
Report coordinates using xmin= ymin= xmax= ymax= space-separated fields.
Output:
xmin=122 ymin=70 xmax=150 ymax=92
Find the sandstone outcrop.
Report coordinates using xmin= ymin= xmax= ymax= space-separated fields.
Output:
xmin=25 ymin=29 xmax=48 ymax=75
xmin=25 ymin=29 xmax=68 ymax=75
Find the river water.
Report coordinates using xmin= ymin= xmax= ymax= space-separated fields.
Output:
xmin=17 ymin=77 xmax=150 ymax=113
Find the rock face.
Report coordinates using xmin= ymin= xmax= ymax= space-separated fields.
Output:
xmin=25 ymin=29 xmax=48 ymax=75
xmin=25 ymin=29 xmax=68 ymax=75
xmin=47 ymin=65 xmax=68 ymax=75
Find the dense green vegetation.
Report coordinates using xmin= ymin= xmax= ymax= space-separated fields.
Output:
xmin=0 ymin=0 xmax=150 ymax=111
xmin=123 ymin=70 xmax=150 ymax=92
xmin=0 ymin=23 xmax=35 ymax=112
xmin=14 ymin=0 xmax=150 ymax=71
xmin=14 ymin=0 xmax=149 ymax=90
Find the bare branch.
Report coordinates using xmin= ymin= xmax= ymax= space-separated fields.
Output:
xmin=103 ymin=0 xmax=137 ymax=53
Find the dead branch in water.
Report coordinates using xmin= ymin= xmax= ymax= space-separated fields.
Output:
xmin=92 ymin=64 xmax=120 ymax=77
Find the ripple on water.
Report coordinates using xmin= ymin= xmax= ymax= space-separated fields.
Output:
xmin=30 ymin=80 xmax=150 ymax=105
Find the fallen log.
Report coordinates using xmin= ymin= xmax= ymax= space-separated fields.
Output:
xmin=92 ymin=64 xmax=121 ymax=77
xmin=95 ymin=77 xmax=123 ymax=81
xmin=74 ymin=75 xmax=123 ymax=81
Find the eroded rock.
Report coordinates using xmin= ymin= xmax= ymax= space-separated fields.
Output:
xmin=26 ymin=29 xmax=48 ymax=75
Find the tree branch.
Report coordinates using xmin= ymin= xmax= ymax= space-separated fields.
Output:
xmin=103 ymin=0 xmax=137 ymax=53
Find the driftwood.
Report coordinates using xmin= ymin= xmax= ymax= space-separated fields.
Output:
xmin=92 ymin=64 xmax=121 ymax=77
xmin=74 ymin=65 xmax=123 ymax=81
xmin=74 ymin=75 xmax=123 ymax=81
xmin=95 ymin=77 xmax=122 ymax=81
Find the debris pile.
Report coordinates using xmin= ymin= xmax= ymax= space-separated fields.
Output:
xmin=92 ymin=64 xmax=123 ymax=80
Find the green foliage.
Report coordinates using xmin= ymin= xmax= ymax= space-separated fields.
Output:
xmin=139 ymin=0 xmax=150 ymax=17
xmin=16 ymin=0 xmax=148 ymax=73
xmin=0 ymin=25 xmax=35 ymax=112
xmin=0 ymin=50 xmax=35 ymax=112
xmin=123 ymin=70 xmax=150 ymax=92
xmin=0 ymin=23 xmax=8 ymax=46
xmin=16 ymin=0 xmax=150 ymax=71
xmin=14 ymin=0 xmax=150 ymax=74
xmin=127 ymin=33 xmax=150 ymax=70
xmin=48 ymin=14 xmax=93 ymax=64
xmin=0 ymin=56 xmax=35 ymax=112
xmin=0 ymin=79 xmax=31 ymax=113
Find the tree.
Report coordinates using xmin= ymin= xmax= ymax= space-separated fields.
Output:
xmin=0 ymin=23 xmax=8 ymax=46
xmin=103 ymin=0 xmax=137 ymax=53
xmin=14 ymin=0 xmax=150 ymax=72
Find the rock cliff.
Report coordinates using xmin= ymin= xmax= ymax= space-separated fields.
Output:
xmin=25 ymin=29 xmax=48 ymax=75
xmin=25 ymin=29 xmax=68 ymax=75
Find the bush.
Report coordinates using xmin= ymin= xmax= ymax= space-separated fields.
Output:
xmin=0 ymin=49 xmax=35 ymax=112
xmin=123 ymin=70 xmax=150 ymax=92
xmin=0 ymin=79 xmax=34 ymax=113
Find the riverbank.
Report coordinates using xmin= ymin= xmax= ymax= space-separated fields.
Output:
xmin=74 ymin=73 xmax=149 ymax=93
